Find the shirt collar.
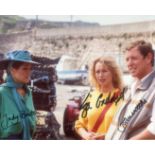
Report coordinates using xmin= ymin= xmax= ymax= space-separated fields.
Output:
xmin=135 ymin=69 xmax=155 ymax=90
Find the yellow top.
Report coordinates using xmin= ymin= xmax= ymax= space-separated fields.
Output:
xmin=75 ymin=88 xmax=122 ymax=135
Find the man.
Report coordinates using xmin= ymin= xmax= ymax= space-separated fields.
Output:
xmin=105 ymin=40 xmax=155 ymax=140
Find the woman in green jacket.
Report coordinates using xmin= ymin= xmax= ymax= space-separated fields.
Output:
xmin=0 ymin=50 xmax=39 ymax=140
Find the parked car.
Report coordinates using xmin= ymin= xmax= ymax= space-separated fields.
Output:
xmin=63 ymin=89 xmax=90 ymax=138
xmin=56 ymin=55 xmax=89 ymax=85
xmin=63 ymin=96 xmax=82 ymax=137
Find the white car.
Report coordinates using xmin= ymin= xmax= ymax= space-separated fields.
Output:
xmin=56 ymin=55 xmax=88 ymax=85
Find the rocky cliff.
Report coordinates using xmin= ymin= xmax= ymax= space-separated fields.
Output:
xmin=0 ymin=20 xmax=155 ymax=71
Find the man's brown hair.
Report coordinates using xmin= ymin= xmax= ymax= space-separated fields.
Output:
xmin=126 ymin=40 xmax=154 ymax=66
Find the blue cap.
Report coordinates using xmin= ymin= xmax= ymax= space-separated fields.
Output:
xmin=0 ymin=50 xmax=39 ymax=70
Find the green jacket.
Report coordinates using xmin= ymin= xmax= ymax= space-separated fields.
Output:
xmin=0 ymin=86 xmax=36 ymax=139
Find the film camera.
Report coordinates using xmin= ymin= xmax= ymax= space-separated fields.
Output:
xmin=30 ymin=55 xmax=62 ymax=140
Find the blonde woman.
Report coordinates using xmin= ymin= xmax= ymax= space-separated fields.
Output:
xmin=75 ymin=57 xmax=124 ymax=140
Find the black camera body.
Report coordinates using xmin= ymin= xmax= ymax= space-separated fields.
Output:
xmin=31 ymin=55 xmax=62 ymax=140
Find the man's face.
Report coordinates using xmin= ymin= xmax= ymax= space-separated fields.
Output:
xmin=125 ymin=47 xmax=152 ymax=79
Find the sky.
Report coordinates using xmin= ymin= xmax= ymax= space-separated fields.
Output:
xmin=21 ymin=15 xmax=155 ymax=26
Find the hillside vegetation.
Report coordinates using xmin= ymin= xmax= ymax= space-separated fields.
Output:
xmin=0 ymin=16 xmax=155 ymax=72
xmin=0 ymin=15 xmax=24 ymax=33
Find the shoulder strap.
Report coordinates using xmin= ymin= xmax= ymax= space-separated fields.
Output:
xmin=92 ymin=90 xmax=120 ymax=132
xmin=92 ymin=102 xmax=113 ymax=132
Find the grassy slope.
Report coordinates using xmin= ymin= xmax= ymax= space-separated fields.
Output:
xmin=0 ymin=15 xmax=25 ymax=33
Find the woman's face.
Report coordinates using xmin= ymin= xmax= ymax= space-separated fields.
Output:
xmin=95 ymin=62 xmax=113 ymax=88
xmin=11 ymin=63 xmax=32 ymax=84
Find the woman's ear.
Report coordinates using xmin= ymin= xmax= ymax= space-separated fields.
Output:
xmin=10 ymin=67 xmax=16 ymax=75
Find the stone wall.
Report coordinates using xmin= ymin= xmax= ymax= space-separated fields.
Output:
xmin=0 ymin=20 xmax=155 ymax=71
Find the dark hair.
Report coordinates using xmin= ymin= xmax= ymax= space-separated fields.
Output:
xmin=126 ymin=40 xmax=154 ymax=66
xmin=11 ymin=61 xmax=25 ymax=69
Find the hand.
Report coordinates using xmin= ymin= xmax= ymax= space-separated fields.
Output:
xmin=91 ymin=133 xmax=105 ymax=140
xmin=82 ymin=132 xmax=96 ymax=140
xmin=82 ymin=132 xmax=105 ymax=140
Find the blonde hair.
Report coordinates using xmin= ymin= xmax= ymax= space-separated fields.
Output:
xmin=89 ymin=56 xmax=123 ymax=91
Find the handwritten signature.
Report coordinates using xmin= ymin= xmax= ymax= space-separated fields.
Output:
xmin=0 ymin=111 xmax=36 ymax=130
xmin=80 ymin=89 xmax=125 ymax=118
xmin=119 ymin=99 xmax=146 ymax=130
xmin=80 ymin=92 xmax=92 ymax=118
xmin=0 ymin=114 xmax=20 ymax=130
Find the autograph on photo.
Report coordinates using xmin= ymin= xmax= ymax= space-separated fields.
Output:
xmin=80 ymin=89 xmax=125 ymax=118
